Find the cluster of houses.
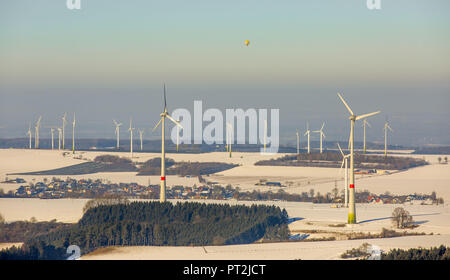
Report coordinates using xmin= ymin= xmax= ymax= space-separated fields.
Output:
xmin=367 ymin=194 xmax=436 ymax=205
xmin=8 ymin=177 xmax=229 ymax=200
xmin=12 ymin=178 xmax=160 ymax=199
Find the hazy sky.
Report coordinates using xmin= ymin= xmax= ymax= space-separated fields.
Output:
xmin=1 ymin=0 xmax=449 ymax=146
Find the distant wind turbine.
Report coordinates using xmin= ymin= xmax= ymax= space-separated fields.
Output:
xmin=296 ymin=129 xmax=300 ymax=155
xmin=384 ymin=121 xmax=393 ymax=157
xmin=337 ymin=143 xmax=350 ymax=208
xmin=363 ymin=119 xmax=371 ymax=154
xmin=72 ymin=113 xmax=76 ymax=154
xmin=129 ymin=118 xmax=134 ymax=158
xmin=113 ymin=120 xmax=122 ymax=149
xmin=337 ymin=93 xmax=380 ymax=224
xmin=152 ymin=84 xmax=183 ymax=203
xmin=50 ymin=128 xmax=55 ymax=150
xmin=304 ymin=122 xmax=311 ymax=154
xmin=138 ymin=129 xmax=144 ymax=151
xmin=58 ymin=128 xmax=62 ymax=150
xmin=34 ymin=116 xmax=42 ymax=149
xmin=227 ymin=122 xmax=233 ymax=158
xmin=62 ymin=113 xmax=67 ymax=150
xmin=313 ymin=122 xmax=326 ymax=153
xmin=27 ymin=124 xmax=32 ymax=149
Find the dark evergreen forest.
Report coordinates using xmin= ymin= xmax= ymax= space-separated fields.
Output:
xmin=0 ymin=201 xmax=289 ymax=260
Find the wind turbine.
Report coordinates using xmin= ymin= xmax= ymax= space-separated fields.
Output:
xmin=304 ymin=122 xmax=311 ymax=154
xmin=337 ymin=143 xmax=350 ymax=208
xmin=337 ymin=93 xmax=380 ymax=224
xmin=57 ymin=128 xmax=62 ymax=150
xmin=138 ymin=129 xmax=144 ymax=151
xmin=296 ymin=129 xmax=300 ymax=155
xmin=263 ymin=119 xmax=267 ymax=153
xmin=34 ymin=116 xmax=42 ymax=149
xmin=62 ymin=113 xmax=67 ymax=150
xmin=227 ymin=122 xmax=233 ymax=158
xmin=113 ymin=120 xmax=122 ymax=149
xmin=50 ymin=128 xmax=55 ymax=150
xmin=152 ymin=84 xmax=183 ymax=203
xmin=72 ymin=113 xmax=76 ymax=154
xmin=26 ymin=124 xmax=32 ymax=149
xmin=363 ymin=119 xmax=371 ymax=154
xmin=313 ymin=122 xmax=326 ymax=153
xmin=384 ymin=121 xmax=393 ymax=157
xmin=128 ymin=118 xmax=134 ymax=158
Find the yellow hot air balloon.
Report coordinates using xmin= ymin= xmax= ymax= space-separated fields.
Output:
xmin=244 ymin=40 xmax=250 ymax=46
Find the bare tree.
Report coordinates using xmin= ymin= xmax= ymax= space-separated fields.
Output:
xmin=391 ymin=207 xmax=414 ymax=229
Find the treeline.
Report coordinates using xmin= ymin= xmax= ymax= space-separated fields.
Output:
xmin=0 ymin=220 xmax=72 ymax=243
xmin=255 ymin=153 xmax=428 ymax=170
xmin=137 ymin=158 xmax=238 ymax=176
xmin=0 ymin=201 xmax=289 ymax=260
xmin=381 ymin=245 xmax=450 ymax=260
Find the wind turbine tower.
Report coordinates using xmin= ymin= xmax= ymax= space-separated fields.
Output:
xmin=129 ymin=118 xmax=134 ymax=158
xmin=264 ymin=119 xmax=267 ymax=153
xmin=34 ymin=116 xmax=42 ymax=149
xmin=296 ymin=129 xmax=300 ymax=155
xmin=72 ymin=113 xmax=76 ymax=154
xmin=337 ymin=143 xmax=350 ymax=207
xmin=363 ymin=119 xmax=371 ymax=154
xmin=337 ymin=93 xmax=380 ymax=224
xmin=304 ymin=123 xmax=311 ymax=154
xmin=50 ymin=128 xmax=55 ymax=150
xmin=384 ymin=121 xmax=393 ymax=157
xmin=58 ymin=128 xmax=62 ymax=150
xmin=62 ymin=113 xmax=67 ymax=150
xmin=113 ymin=120 xmax=122 ymax=149
xmin=27 ymin=124 xmax=32 ymax=149
xmin=152 ymin=84 xmax=183 ymax=203
xmin=227 ymin=122 xmax=233 ymax=158
xmin=138 ymin=129 xmax=144 ymax=151
xmin=313 ymin=122 xmax=326 ymax=153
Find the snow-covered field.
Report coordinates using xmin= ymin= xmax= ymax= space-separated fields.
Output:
xmin=1 ymin=148 xmax=450 ymax=259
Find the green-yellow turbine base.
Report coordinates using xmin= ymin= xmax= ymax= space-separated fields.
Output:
xmin=348 ymin=213 xmax=356 ymax=224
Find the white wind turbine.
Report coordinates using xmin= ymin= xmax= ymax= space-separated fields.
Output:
xmin=62 ymin=113 xmax=67 ymax=150
xmin=50 ymin=128 xmax=55 ymax=150
xmin=263 ymin=119 xmax=267 ymax=153
xmin=296 ymin=129 xmax=300 ymax=155
xmin=26 ymin=124 xmax=32 ymax=149
xmin=113 ymin=120 xmax=122 ymax=149
xmin=152 ymin=84 xmax=183 ymax=203
xmin=337 ymin=143 xmax=350 ymax=208
xmin=57 ymin=128 xmax=62 ymax=150
xmin=138 ymin=129 xmax=144 ymax=151
xmin=313 ymin=122 xmax=326 ymax=153
xmin=363 ymin=119 xmax=371 ymax=154
xmin=72 ymin=113 xmax=76 ymax=154
xmin=227 ymin=122 xmax=233 ymax=158
xmin=128 ymin=118 xmax=134 ymax=158
xmin=304 ymin=122 xmax=311 ymax=154
xmin=337 ymin=93 xmax=380 ymax=224
xmin=34 ymin=116 xmax=42 ymax=149
xmin=384 ymin=121 xmax=393 ymax=157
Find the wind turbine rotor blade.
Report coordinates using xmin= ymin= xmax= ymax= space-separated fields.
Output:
xmin=355 ymin=111 xmax=381 ymax=121
xmin=163 ymin=84 xmax=167 ymax=110
xmin=321 ymin=122 xmax=325 ymax=131
xmin=166 ymin=114 xmax=183 ymax=128
xmin=337 ymin=143 xmax=345 ymax=157
xmin=337 ymin=93 xmax=354 ymax=116
xmin=152 ymin=118 xmax=163 ymax=131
